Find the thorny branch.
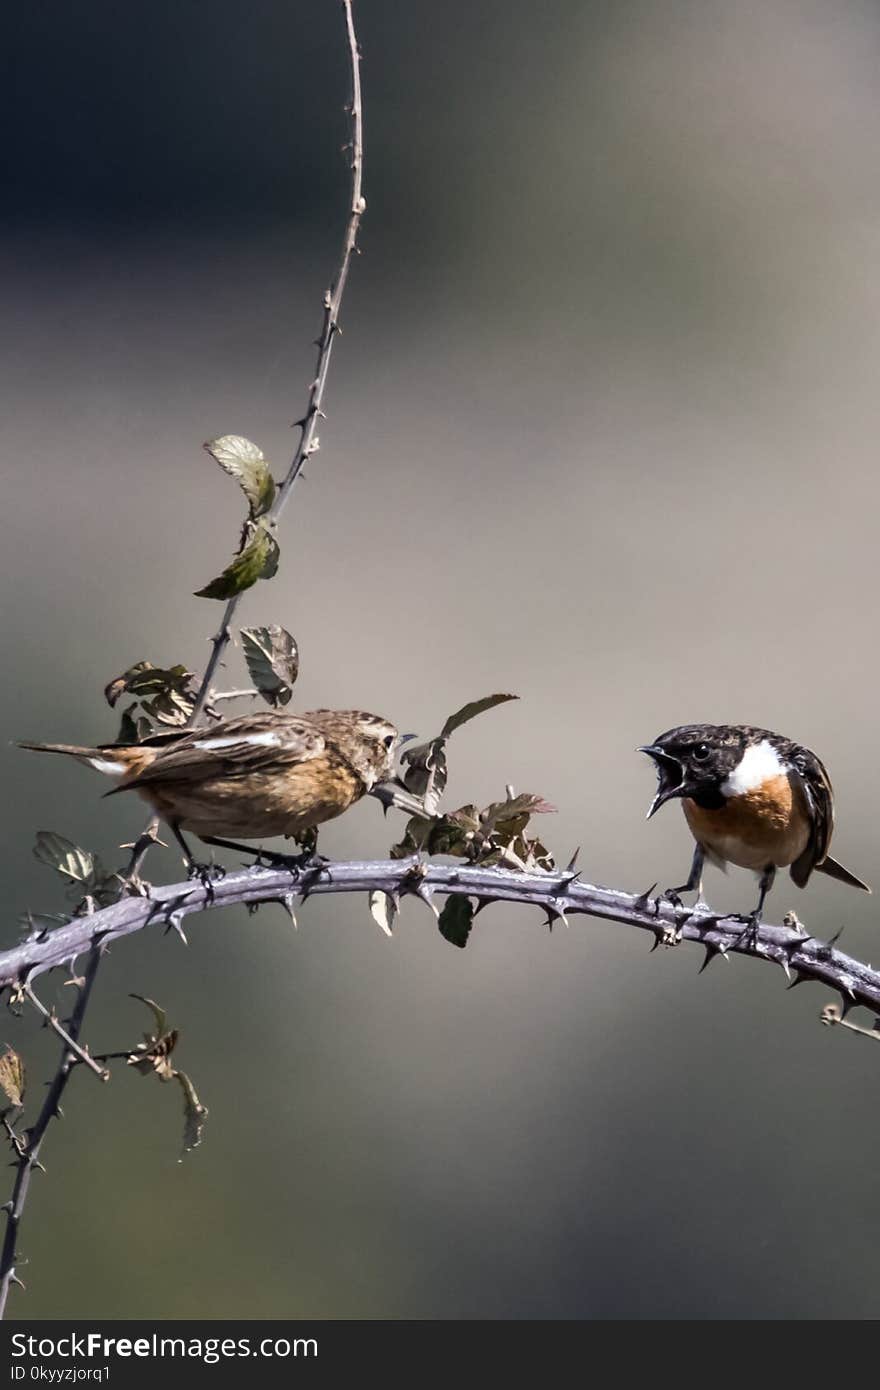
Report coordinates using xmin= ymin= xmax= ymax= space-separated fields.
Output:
xmin=5 ymin=859 xmax=880 ymax=1013
xmin=0 ymin=948 xmax=102 ymax=1319
xmin=0 ymin=0 xmax=367 ymax=1316
xmin=190 ymin=0 xmax=365 ymax=721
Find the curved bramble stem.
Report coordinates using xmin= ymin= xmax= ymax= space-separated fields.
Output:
xmin=3 ymin=860 xmax=879 ymax=1013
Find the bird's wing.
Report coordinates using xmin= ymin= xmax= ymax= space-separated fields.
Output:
xmin=789 ymin=745 xmax=834 ymax=885
xmin=114 ymin=713 xmax=326 ymax=789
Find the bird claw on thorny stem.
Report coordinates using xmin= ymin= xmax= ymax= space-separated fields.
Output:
xmin=186 ymin=861 xmax=227 ymax=886
xmin=730 ymin=912 xmax=762 ymax=951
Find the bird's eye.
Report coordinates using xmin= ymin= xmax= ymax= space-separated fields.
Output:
xmin=383 ymin=734 xmax=395 ymax=749
xmin=693 ymin=743 xmax=710 ymax=762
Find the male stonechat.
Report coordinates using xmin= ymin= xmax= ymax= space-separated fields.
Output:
xmin=639 ymin=723 xmax=870 ymax=922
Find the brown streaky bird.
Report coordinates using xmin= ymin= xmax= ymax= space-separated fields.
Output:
xmin=20 ymin=708 xmax=403 ymax=869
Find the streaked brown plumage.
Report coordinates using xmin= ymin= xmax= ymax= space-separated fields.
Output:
xmin=20 ymin=708 xmax=401 ymax=865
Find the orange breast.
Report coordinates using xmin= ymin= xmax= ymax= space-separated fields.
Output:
xmin=683 ymin=772 xmax=810 ymax=871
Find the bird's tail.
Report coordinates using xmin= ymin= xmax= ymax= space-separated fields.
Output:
xmin=816 ymin=854 xmax=872 ymax=893
xmin=18 ymin=741 xmax=135 ymax=777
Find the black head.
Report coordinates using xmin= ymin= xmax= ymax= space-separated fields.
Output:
xmin=638 ymin=724 xmax=753 ymax=817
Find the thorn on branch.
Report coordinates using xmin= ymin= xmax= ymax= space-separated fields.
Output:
xmin=164 ymin=912 xmax=188 ymax=946
xmin=698 ymin=940 xmax=729 ymax=973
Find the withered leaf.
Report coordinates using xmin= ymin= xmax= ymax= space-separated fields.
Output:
xmin=105 ymin=661 xmax=195 ymax=708
xmin=440 ymin=693 xmax=518 ymax=739
xmin=388 ymin=812 xmax=473 ymax=861
xmin=143 ymin=688 xmax=194 ymax=727
xmin=33 ymin=832 xmax=96 ymax=885
xmin=389 ymin=817 xmax=432 ymax=860
xmin=127 ymin=1029 xmax=179 ymax=1081
xmin=175 ymin=1070 xmax=208 ymax=1157
xmin=195 ymin=521 xmax=280 ymax=600
xmin=204 ymin=435 xmax=276 ymax=519
xmin=240 ymin=625 xmax=299 ymax=707
xmin=0 ymin=1047 xmax=26 ymax=1109
xmin=401 ymin=737 xmax=448 ymax=815
xmin=129 ymin=993 xmax=168 ymax=1040
xmin=438 ymin=894 xmax=474 ymax=949
xmin=368 ymin=890 xmax=397 ymax=937
xmin=17 ymin=911 xmax=67 ymax=938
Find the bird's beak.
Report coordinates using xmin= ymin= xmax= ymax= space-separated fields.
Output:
xmin=398 ymin=733 xmax=418 ymax=746
xmin=638 ymin=745 xmax=685 ymax=819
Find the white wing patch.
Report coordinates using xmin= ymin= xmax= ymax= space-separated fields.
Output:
xmin=721 ymin=739 xmax=787 ymax=796
xmin=89 ymin=757 xmax=127 ymax=775
xmin=194 ymin=732 xmax=282 ymax=751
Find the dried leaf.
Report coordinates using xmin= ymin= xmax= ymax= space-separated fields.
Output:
xmin=195 ymin=522 xmax=280 ymax=600
xmin=401 ymin=737 xmax=448 ymax=815
xmin=33 ymin=832 xmax=96 ymax=885
xmin=368 ymin=890 xmax=397 ymax=936
xmin=482 ymin=793 xmax=556 ymax=827
xmin=106 ymin=663 xmax=196 ymax=732
xmin=440 ymin=693 xmax=518 ymax=739
xmin=17 ymin=911 xmax=67 ymax=938
xmin=240 ymin=625 xmax=299 ymax=707
xmin=438 ymin=895 xmax=474 ymax=949
xmin=105 ymin=661 xmax=195 ymax=707
xmin=390 ymin=803 xmax=487 ymax=860
xmin=0 ymin=1048 xmax=26 ymax=1108
xmin=127 ymin=1030 xmax=179 ymax=1080
xmin=204 ymin=435 xmax=276 ymax=519
xmin=143 ymin=688 xmax=194 ymax=727
xmin=175 ymin=1070 xmax=208 ymax=1156
xmin=129 ymin=993 xmax=168 ymax=1040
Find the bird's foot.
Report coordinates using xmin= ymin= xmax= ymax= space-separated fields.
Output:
xmin=661 ymin=887 xmax=685 ymax=910
xmin=254 ymin=846 xmax=327 ymax=875
xmin=730 ymin=911 xmax=762 ymax=951
xmin=187 ymin=859 xmax=226 ymax=886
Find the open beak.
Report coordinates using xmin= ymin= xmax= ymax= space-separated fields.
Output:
xmin=638 ymin=745 xmax=685 ymax=819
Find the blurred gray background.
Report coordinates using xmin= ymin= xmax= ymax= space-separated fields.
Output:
xmin=3 ymin=0 xmax=880 ymax=1319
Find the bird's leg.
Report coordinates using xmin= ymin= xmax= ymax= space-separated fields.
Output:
xmin=662 ymin=842 xmax=705 ymax=909
xmin=733 ymin=864 xmax=775 ymax=948
xmin=172 ymin=823 xmax=226 ymax=884
xmin=198 ymin=834 xmax=325 ymax=873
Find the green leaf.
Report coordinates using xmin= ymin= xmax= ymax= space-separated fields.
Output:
xmin=368 ymin=890 xmax=397 ymax=937
xmin=116 ymin=704 xmax=139 ymax=743
xmin=440 ymin=693 xmax=518 ymax=739
xmin=175 ymin=1070 xmax=209 ymax=1157
xmin=204 ymin=435 xmax=276 ymax=519
xmin=240 ymin=625 xmax=299 ymax=707
xmin=33 ymin=832 xmax=97 ymax=885
xmin=195 ymin=522 xmax=280 ymax=600
xmin=438 ymin=895 xmax=474 ymax=949
xmin=116 ymin=705 xmax=155 ymax=742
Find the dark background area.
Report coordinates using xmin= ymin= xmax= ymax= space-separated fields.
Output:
xmin=4 ymin=0 xmax=880 ymax=1318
